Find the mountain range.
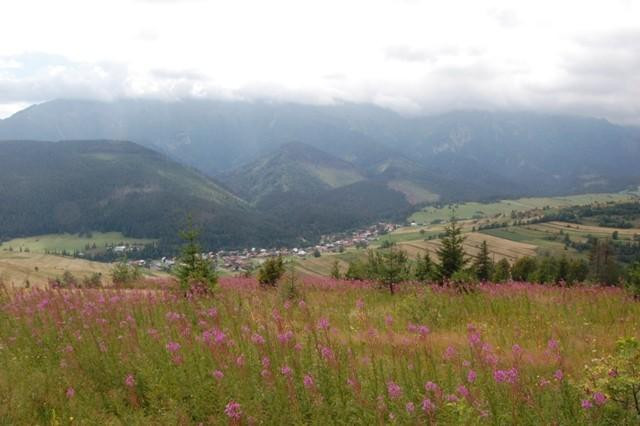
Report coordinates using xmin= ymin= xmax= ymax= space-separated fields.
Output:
xmin=1 ymin=99 xmax=639 ymax=249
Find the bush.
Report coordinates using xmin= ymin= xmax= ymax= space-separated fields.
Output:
xmin=82 ymin=272 xmax=102 ymax=288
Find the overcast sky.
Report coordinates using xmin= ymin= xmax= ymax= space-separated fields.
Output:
xmin=1 ymin=0 xmax=639 ymax=124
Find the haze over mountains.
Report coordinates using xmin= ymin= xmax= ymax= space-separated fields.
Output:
xmin=1 ymin=98 xmax=639 ymax=249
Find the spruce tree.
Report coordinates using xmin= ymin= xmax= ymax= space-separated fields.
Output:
xmin=414 ymin=252 xmax=435 ymax=282
xmin=175 ymin=219 xmax=217 ymax=294
xmin=473 ymin=240 xmax=493 ymax=281
xmin=436 ymin=214 xmax=467 ymax=281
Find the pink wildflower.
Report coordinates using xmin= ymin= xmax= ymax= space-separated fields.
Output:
xmin=405 ymin=402 xmax=415 ymax=414
xmin=581 ymin=399 xmax=593 ymax=409
xmin=494 ymin=368 xmax=518 ymax=384
xmin=512 ymin=344 xmax=523 ymax=357
xmin=212 ymin=370 xmax=224 ymax=380
xmin=320 ymin=346 xmax=334 ymax=361
xmin=166 ymin=341 xmax=180 ymax=353
xmin=425 ymin=381 xmax=439 ymax=393
xmin=467 ymin=369 xmax=477 ymax=383
xmin=303 ymin=374 xmax=315 ymax=389
xmin=261 ymin=356 xmax=270 ymax=368
xmin=553 ymin=369 xmax=564 ymax=381
xmin=387 ymin=380 xmax=402 ymax=399
xmin=66 ymin=387 xmax=75 ymax=398
xmin=317 ymin=317 xmax=330 ymax=331
xmin=281 ymin=365 xmax=292 ymax=377
xmin=422 ymin=398 xmax=435 ymax=413
xmin=124 ymin=374 xmax=136 ymax=388
xmin=444 ymin=345 xmax=457 ymax=360
xmin=385 ymin=314 xmax=393 ymax=327
xmin=236 ymin=354 xmax=245 ymax=367
xmin=225 ymin=401 xmax=242 ymax=420
xmin=457 ymin=385 xmax=470 ymax=398
xmin=251 ymin=333 xmax=265 ymax=345
xmin=593 ymin=392 xmax=607 ymax=406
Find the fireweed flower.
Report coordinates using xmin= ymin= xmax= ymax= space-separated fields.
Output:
xmin=212 ymin=370 xmax=224 ymax=380
xmin=553 ymin=369 xmax=564 ymax=381
xmin=581 ymin=399 xmax=593 ymax=410
xmin=166 ymin=341 xmax=180 ymax=353
xmin=405 ymin=402 xmax=415 ymax=414
xmin=422 ymin=398 xmax=435 ymax=413
xmin=225 ymin=401 xmax=242 ymax=420
xmin=303 ymin=374 xmax=315 ymax=389
xmin=457 ymin=385 xmax=470 ymax=398
xmin=425 ymin=381 xmax=439 ymax=393
xmin=261 ymin=356 xmax=271 ymax=368
xmin=512 ymin=344 xmax=523 ymax=357
xmin=236 ymin=354 xmax=245 ymax=367
xmin=281 ymin=365 xmax=292 ymax=377
xmin=467 ymin=370 xmax=477 ymax=383
xmin=321 ymin=346 xmax=334 ymax=361
xmin=387 ymin=380 xmax=402 ymax=399
xmin=494 ymin=368 xmax=518 ymax=384
xmin=278 ymin=330 xmax=294 ymax=345
xmin=66 ymin=387 xmax=75 ymax=399
xmin=444 ymin=345 xmax=457 ymax=360
xmin=124 ymin=374 xmax=136 ymax=388
xmin=593 ymin=392 xmax=607 ymax=406
xmin=251 ymin=333 xmax=266 ymax=345
xmin=317 ymin=317 xmax=330 ymax=331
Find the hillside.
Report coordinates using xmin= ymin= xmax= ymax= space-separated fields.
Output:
xmin=2 ymin=99 xmax=639 ymax=200
xmin=0 ymin=140 xmax=293 ymax=249
xmin=220 ymin=142 xmax=365 ymax=204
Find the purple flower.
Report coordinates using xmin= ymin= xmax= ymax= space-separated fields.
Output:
xmin=387 ymin=380 xmax=402 ymax=399
xmin=321 ymin=346 xmax=334 ymax=361
xmin=124 ymin=374 xmax=136 ymax=388
xmin=251 ymin=333 xmax=265 ymax=345
xmin=494 ymin=368 xmax=518 ymax=384
xmin=66 ymin=387 xmax=75 ymax=398
xmin=467 ymin=369 xmax=477 ymax=383
xmin=317 ymin=317 xmax=330 ymax=331
xmin=166 ymin=341 xmax=180 ymax=353
xmin=303 ymin=374 xmax=315 ymax=389
xmin=405 ymin=402 xmax=415 ymax=414
xmin=225 ymin=400 xmax=242 ymax=420
xmin=422 ymin=398 xmax=435 ymax=413
xmin=553 ymin=369 xmax=564 ymax=381
xmin=457 ymin=385 xmax=470 ymax=398
xmin=212 ymin=370 xmax=224 ymax=380
xmin=425 ymin=381 xmax=439 ymax=393
xmin=581 ymin=399 xmax=593 ymax=410
xmin=593 ymin=392 xmax=607 ymax=406
xmin=281 ymin=365 xmax=292 ymax=377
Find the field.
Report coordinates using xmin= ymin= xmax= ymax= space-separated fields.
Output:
xmin=0 ymin=232 xmax=156 ymax=255
xmin=0 ymin=251 xmax=167 ymax=288
xmin=409 ymin=192 xmax=638 ymax=224
xmin=1 ymin=278 xmax=639 ymax=424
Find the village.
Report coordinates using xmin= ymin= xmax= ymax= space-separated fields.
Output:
xmin=124 ymin=222 xmax=400 ymax=274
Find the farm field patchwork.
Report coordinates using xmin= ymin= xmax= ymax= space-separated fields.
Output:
xmin=409 ymin=192 xmax=638 ymax=224
xmin=1 ymin=279 xmax=639 ymax=424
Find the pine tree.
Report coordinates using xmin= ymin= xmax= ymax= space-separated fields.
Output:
xmin=414 ymin=252 xmax=435 ymax=282
xmin=473 ymin=240 xmax=493 ymax=281
xmin=436 ymin=214 xmax=467 ymax=281
xmin=175 ymin=219 xmax=217 ymax=294
xmin=589 ymin=239 xmax=619 ymax=285
xmin=368 ymin=248 xmax=410 ymax=294
xmin=492 ymin=258 xmax=511 ymax=282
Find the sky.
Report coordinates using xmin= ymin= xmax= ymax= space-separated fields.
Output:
xmin=0 ymin=0 xmax=639 ymax=124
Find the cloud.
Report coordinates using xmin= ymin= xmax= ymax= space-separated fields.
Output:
xmin=0 ymin=0 xmax=638 ymax=124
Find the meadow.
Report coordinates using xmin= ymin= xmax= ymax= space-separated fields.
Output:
xmin=0 ymin=232 xmax=156 ymax=255
xmin=2 ymin=277 xmax=639 ymax=425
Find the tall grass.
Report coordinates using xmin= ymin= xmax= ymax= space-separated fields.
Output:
xmin=0 ymin=279 xmax=638 ymax=424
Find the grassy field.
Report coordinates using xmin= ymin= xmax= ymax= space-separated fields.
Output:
xmin=409 ymin=192 xmax=638 ymax=224
xmin=0 ymin=251 xmax=167 ymax=288
xmin=0 ymin=232 xmax=156 ymax=255
xmin=1 ymin=279 xmax=639 ymax=424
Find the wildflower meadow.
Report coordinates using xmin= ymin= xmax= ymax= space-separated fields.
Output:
xmin=1 ymin=277 xmax=639 ymax=424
